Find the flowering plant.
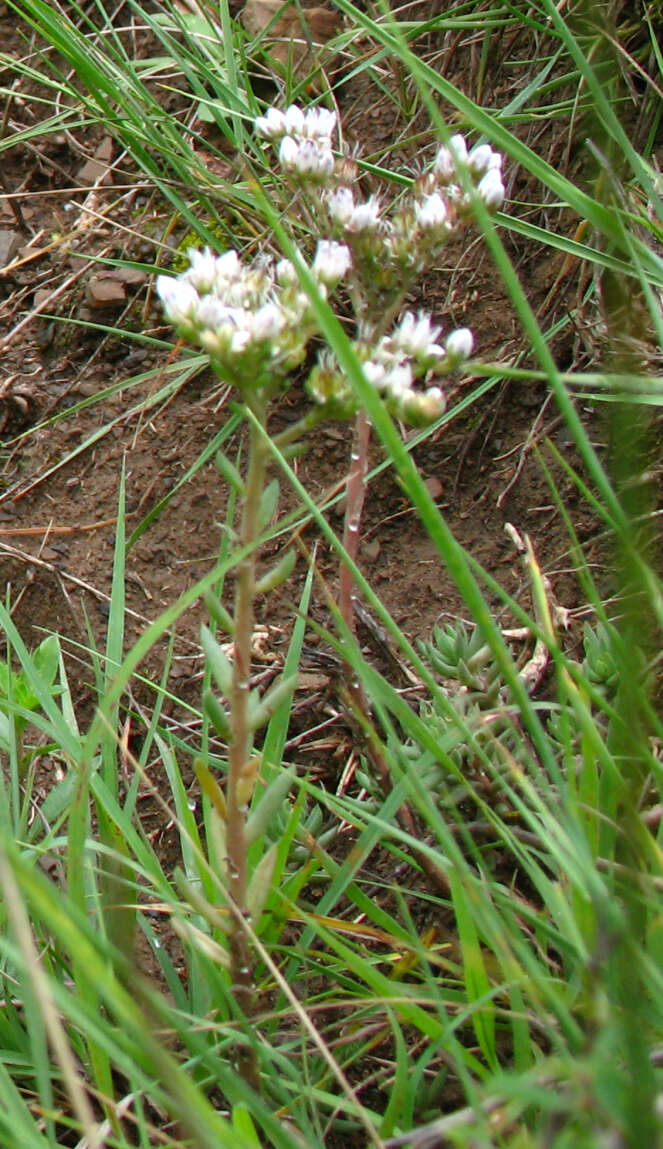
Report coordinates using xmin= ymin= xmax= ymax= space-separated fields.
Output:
xmin=155 ymin=103 xmax=507 ymax=1089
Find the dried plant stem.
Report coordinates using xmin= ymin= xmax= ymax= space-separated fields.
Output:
xmin=225 ymin=400 xmax=269 ymax=1093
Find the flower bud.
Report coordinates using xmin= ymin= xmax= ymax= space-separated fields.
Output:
xmin=445 ymin=327 xmax=474 ymax=362
xmin=279 ymin=135 xmax=300 ymax=168
xmin=255 ymin=106 xmax=287 ymax=138
xmin=313 ymin=240 xmax=352 ymax=284
xmin=477 ymin=168 xmax=505 ymax=210
xmin=402 ymin=386 xmax=446 ymax=424
xmin=156 ymin=276 xmax=200 ymax=329
xmin=415 ymin=192 xmax=449 ymax=230
xmin=327 ymin=186 xmax=355 ymax=226
xmin=303 ymin=106 xmax=336 ymax=140
xmin=449 ymin=134 xmax=468 ymax=163
xmin=468 ymin=144 xmax=501 ymax=177
xmin=434 ymin=146 xmax=455 ymax=183
xmin=276 ymin=258 xmax=297 ymax=285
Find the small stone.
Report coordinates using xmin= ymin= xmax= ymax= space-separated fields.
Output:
xmin=33 ymin=288 xmax=53 ymax=310
xmin=362 ymin=538 xmax=381 ymax=561
xmin=77 ymin=137 xmax=113 ymax=186
xmin=424 ymin=476 xmax=443 ymax=499
xmin=104 ymin=266 xmax=148 ymax=286
xmin=85 ymin=275 xmax=127 ymax=309
xmin=0 ymin=229 xmax=21 ymax=269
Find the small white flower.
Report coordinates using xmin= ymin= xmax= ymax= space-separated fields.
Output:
xmin=362 ymin=360 xmax=388 ymax=389
xmin=279 ymin=136 xmax=334 ymax=180
xmin=468 ymin=144 xmax=501 ymax=177
xmin=477 ymin=168 xmax=505 ymax=209
xmin=195 ymin=295 xmax=236 ymax=331
xmin=391 ymin=311 xmax=442 ymax=357
xmin=445 ymin=327 xmax=474 ymax=361
xmin=214 ymin=249 xmax=242 ymax=284
xmin=415 ymin=192 xmax=449 ymax=230
xmin=303 ymin=106 xmax=336 ymax=140
xmin=276 ymin=258 xmax=297 ymax=285
xmin=383 ymin=362 xmax=414 ymax=398
xmin=297 ymin=138 xmax=335 ymax=178
xmin=327 ymin=186 xmax=355 ymax=226
xmin=279 ymin=135 xmax=300 ymax=168
xmin=183 ymin=247 xmax=220 ymax=293
xmin=434 ymin=133 xmax=468 ymax=183
xmin=346 ymin=195 xmax=381 ymax=233
xmin=251 ymin=302 xmax=285 ymax=341
xmin=255 ymin=106 xmax=288 ymax=138
xmin=284 ymin=104 xmax=306 ymax=137
xmin=156 ymin=276 xmax=200 ymax=327
xmin=449 ymin=134 xmax=469 ymax=164
xmin=313 ymin=240 xmax=352 ymax=284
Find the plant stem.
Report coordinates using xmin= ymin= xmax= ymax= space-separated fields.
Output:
xmin=338 ymin=406 xmax=371 ymax=638
xmin=225 ymin=397 xmax=269 ymax=1093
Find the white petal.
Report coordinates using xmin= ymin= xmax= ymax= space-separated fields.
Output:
xmin=304 ymin=106 xmax=336 ymax=139
xmin=255 ymin=106 xmax=287 ymax=138
xmin=327 ymin=186 xmax=354 ymax=225
xmin=415 ymin=192 xmax=448 ymax=229
xmin=346 ymin=196 xmax=381 ymax=232
xmin=468 ymin=144 xmax=500 ymax=177
xmin=284 ymin=105 xmax=306 ymax=137
xmin=156 ymin=276 xmax=199 ymax=325
xmin=477 ymin=168 xmax=505 ymax=209
xmin=279 ymin=135 xmax=300 ymax=168
xmin=214 ymin=249 xmax=241 ymax=283
xmin=313 ymin=240 xmax=352 ymax=284
xmin=251 ymin=302 xmax=285 ymax=341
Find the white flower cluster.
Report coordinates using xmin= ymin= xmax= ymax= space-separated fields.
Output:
xmin=430 ymin=133 xmax=505 ymax=213
xmin=255 ymin=104 xmax=338 ymax=183
xmin=155 ymin=107 xmax=508 ymax=425
xmin=156 ymin=241 xmax=351 ymax=390
xmin=307 ymin=310 xmax=473 ymax=424
xmin=256 ymin=103 xmax=505 ymax=300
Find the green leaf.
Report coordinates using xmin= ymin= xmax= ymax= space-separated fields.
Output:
xmin=246 ymin=769 xmax=294 ymax=846
xmin=203 ymin=690 xmax=232 ymax=740
xmin=258 ymin=478 xmax=280 ymax=529
xmin=254 ymin=548 xmax=297 ymax=596
xmin=201 ymin=625 xmax=234 ymax=696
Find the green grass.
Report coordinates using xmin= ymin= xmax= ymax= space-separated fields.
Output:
xmin=0 ymin=0 xmax=662 ymax=1145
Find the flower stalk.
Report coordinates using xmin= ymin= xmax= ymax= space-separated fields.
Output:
xmin=223 ymin=399 xmax=268 ymax=1088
